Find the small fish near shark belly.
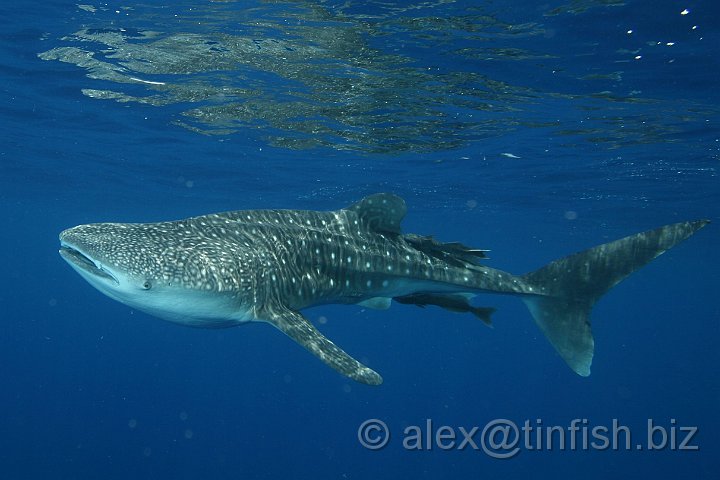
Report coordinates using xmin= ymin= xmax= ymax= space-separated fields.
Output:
xmin=58 ymin=193 xmax=710 ymax=385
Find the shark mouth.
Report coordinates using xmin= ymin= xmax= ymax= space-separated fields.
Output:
xmin=59 ymin=244 xmax=120 ymax=285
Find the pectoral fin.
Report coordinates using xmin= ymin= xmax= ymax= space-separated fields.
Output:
xmin=262 ymin=306 xmax=383 ymax=386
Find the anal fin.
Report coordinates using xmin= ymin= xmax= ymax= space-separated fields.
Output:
xmin=262 ymin=306 xmax=383 ymax=386
xmin=358 ymin=297 xmax=392 ymax=310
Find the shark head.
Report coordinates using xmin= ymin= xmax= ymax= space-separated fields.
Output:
xmin=59 ymin=222 xmax=253 ymax=327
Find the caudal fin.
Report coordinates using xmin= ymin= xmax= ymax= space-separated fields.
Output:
xmin=521 ymin=220 xmax=709 ymax=376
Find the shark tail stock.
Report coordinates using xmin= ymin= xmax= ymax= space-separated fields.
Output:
xmin=518 ymin=220 xmax=709 ymax=376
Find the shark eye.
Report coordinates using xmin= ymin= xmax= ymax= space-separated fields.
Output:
xmin=142 ymin=280 xmax=152 ymax=290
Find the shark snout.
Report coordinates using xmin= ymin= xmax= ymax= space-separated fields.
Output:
xmin=59 ymin=225 xmax=120 ymax=285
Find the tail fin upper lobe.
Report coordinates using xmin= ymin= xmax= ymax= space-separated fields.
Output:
xmin=520 ymin=220 xmax=709 ymax=376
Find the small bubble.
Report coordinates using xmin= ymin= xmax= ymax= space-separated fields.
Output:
xmin=48 ymin=298 xmax=57 ymax=307
xmin=283 ymin=374 xmax=292 ymax=384
xmin=184 ymin=429 xmax=194 ymax=440
xmin=564 ymin=211 xmax=578 ymax=220
xmin=185 ymin=180 xmax=194 ymax=188
xmin=143 ymin=447 xmax=152 ymax=457
xmin=317 ymin=316 xmax=328 ymax=325
xmin=128 ymin=419 xmax=137 ymax=429
xmin=179 ymin=411 xmax=188 ymax=421
xmin=342 ymin=384 xmax=352 ymax=394
xmin=466 ymin=199 xmax=478 ymax=209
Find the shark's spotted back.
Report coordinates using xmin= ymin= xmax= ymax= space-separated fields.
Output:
xmin=60 ymin=194 xmax=709 ymax=385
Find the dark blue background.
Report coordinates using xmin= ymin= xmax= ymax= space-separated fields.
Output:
xmin=1 ymin=0 xmax=718 ymax=478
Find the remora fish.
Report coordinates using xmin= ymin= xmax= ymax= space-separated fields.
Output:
xmin=59 ymin=194 xmax=708 ymax=385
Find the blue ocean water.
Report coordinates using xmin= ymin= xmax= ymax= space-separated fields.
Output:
xmin=1 ymin=0 xmax=718 ymax=478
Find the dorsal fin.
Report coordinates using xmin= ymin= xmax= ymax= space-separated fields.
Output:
xmin=345 ymin=193 xmax=406 ymax=235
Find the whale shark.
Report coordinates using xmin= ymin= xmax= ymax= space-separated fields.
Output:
xmin=59 ymin=194 xmax=708 ymax=385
